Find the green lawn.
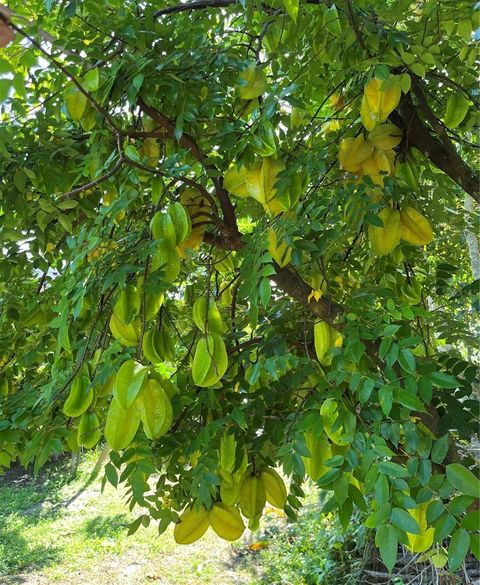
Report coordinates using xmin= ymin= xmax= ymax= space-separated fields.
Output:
xmin=0 ymin=451 xmax=365 ymax=585
xmin=0 ymin=450 xmax=256 ymax=585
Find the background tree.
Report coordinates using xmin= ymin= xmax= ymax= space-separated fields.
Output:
xmin=0 ymin=0 xmax=478 ymax=572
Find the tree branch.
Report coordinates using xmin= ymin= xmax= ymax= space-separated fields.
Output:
xmin=58 ymin=158 xmax=123 ymax=200
xmin=344 ymin=0 xmax=370 ymax=54
xmin=137 ymin=97 xmax=205 ymax=162
xmin=137 ymin=97 xmax=239 ymax=233
xmin=391 ymin=92 xmax=479 ymax=203
xmin=203 ymin=231 xmax=341 ymax=322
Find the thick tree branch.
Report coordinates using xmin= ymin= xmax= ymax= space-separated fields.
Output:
xmin=153 ymin=0 xmax=327 ymax=17
xmin=137 ymin=97 xmax=239 ymax=233
xmin=137 ymin=97 xmax=205 ymax=162
xmin=391 ymin=92 xmax=479 ymax=203
xmin=154 ymin=0 xmax=236 ymax=16
xmin=203 ymin=231 xmax=341 ymax=321
xmin=344 ymin=0 xmax=370 ymax=54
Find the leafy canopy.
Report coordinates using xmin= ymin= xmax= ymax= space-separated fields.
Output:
xmin=0 ymin=0 xmax=478 ymax=571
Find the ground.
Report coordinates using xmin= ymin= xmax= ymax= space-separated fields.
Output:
xmin=0 ymin=450 xmax=261 ymax=585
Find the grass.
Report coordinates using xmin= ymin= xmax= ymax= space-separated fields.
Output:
xmin=0 ymin=451 xmax=365 ymax=585
xmin=0 ymin=450 xmax=254 ymax=585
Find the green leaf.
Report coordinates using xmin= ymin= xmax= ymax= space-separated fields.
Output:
xmin=471 ymin=533 xmax=480 ymax=561
xmin=461 ymin=510 xmax=480 ymax=531
xmin=391 ymin=507 xmax=421 ymax=534
xmin=395 ymin=388 xmax=425 ymax=412
xmin=448 ymin=528 xmax=470 ymax=572
xmin=375 ymin=524 xmax=398 ymax=572
xmin=426 ymin=371 xmax=459 ymax=388
xmin=398 ymin=348 xmax=416 ymax=374
xmin=400 ymin=73 xmax=411 ymax=94
xmin=434 ymin=512 xmax=456 ymax=542
xmin=379 ymin=385 xmax=393 ymax=416
xmin=446 ymin=464 xmax=480 ymax=498
xmin=282 ymin=0 xmax=299 ymax=21
xmin=431 ymin=435 xmax=449 ymax=464
xmin=379 ymin=461 xmax=409 ymax=478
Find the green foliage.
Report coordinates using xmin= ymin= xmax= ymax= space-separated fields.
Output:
xmin=0 ymin=0 xmax=478 ymax=572
xmin=240 ymin=499 xmax=365 ymax=584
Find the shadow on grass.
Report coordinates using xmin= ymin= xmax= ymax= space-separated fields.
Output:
xmin=0 ymin=459 xmax=77 ymax=577
xmin=0 ymin=519 xmax=61 ymax=577
xmin=82 ymin=514 xmax=130 ymax=538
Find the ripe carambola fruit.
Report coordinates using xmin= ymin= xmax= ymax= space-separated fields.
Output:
xmin=236 ymin=64 xmax=268 ymax=99
xmin=260 ymin=468 xmax=287 ymax=508
xmin=400 ymin=207 xmax=433 ymax=246
xmin=238 ymin=474 xmax=266 ymax=518
xmin=368 ymin=207 xmax=401 ymax=256
xmin=361 ymin=76 xmax=401 ymax=131
xmin=77 ymin=412 xmax=101 ymax=448
xmin=63 ymin=376 xmax=93 ymax=417
xmin=267 ymin=228 xmax=292 ymax=268
xmin=192 ymin=333 xmax=228 ymax=387
xmin=314 ymin=321 xmax=343 ymax=366
xmin=208 ymin=503 xmax=245 ymax=541
xmin=174 ymin=506 xmax=210 ymax=544
xmin=339 ymin=134 xmax=374 ymax=173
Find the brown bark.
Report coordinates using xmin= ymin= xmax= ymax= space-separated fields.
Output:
xmin=391 ymin=93 xmax=479 ymax=203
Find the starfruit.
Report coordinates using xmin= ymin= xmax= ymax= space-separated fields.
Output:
xmin=339 ymin=134 xmax=374 ymax=173
xmin=142 ymin=327 xmax=175 ymax=363
xmin=114 ymin=359 xmax=149 ymax=409
xmin=303 ymin=430 xmax=332 ymax=481
xmin=113 ymin=284 xmax=141 ymax=325
xmin=361 ymin=76 xmax=402 ymax=131
xmin=368 ymin=207 xmax=402 ymax=256
xmin=238 ymin=473 xmax=266 ymax=518
xmin=219 ymin=431 xmax=237 ymax=476
xmin=63 ymin=376 xmax=93 ymax=417
xmin=368 ymin=123 xmax=402 ymax=150
xmin=260 ymin=468 xmax=287 ymax=509
xmin=314 ymin=321 xmax=343 ymax=365
xmin=77 ymin=412 xmax=101 ymax=449
xmin=174 ymin=506 xmax=210 ymax=544
xmin=236 ymin=64 xmax=268 ymax=99
xmin=136 ymin=378 xmax=173 ymax=440
xmin=192 ymin=294 xmax=226 ymax=334
xmin=109 ymin=314 xmax=141 ymax=347
xmin=267 ymin=227 xmax=292 ymax=268
xmin=443 ymin=93 xmax=470 ymax=130
xmin=208 ymin=503 xmax=245 ymax=541
xmin=167 ymin=202 xmax=191 ymax=246
xmin=192 ymin=333 xmax=228 ymax=387
xmin=400 ymin=207 xmax=433 ymax=246
xmin=104 ymin=397 xmax=141 ymax=451
xmin=361 ymin=147 xmax=392 ymax=186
